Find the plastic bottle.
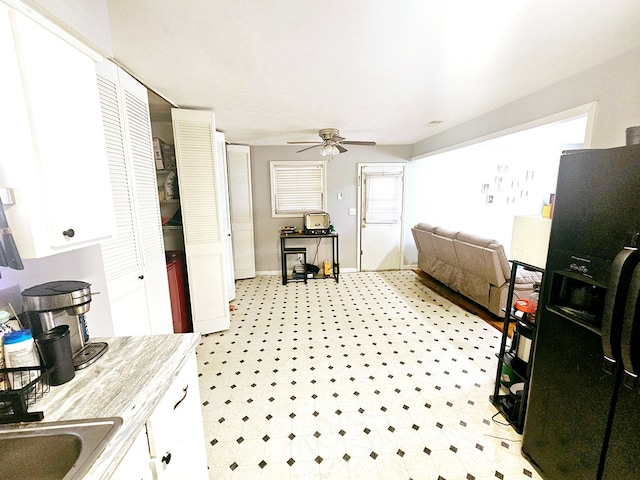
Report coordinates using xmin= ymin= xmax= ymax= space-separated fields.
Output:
xmin=527 ymin=282 xmax=540 ymax=323
xmin=323 ymin=260 xmax=331 ymax=276
xmin=0 ymin=310 xmax=14 ymax=390
xmin=3 ymin=329 xmax=40 ymax=389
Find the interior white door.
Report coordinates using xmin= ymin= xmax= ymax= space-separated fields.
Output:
xmin=215 ymin=132 xmax=236 ymax=301
xmin=359 ymin=164 xmax=406 ymax=271
xmin=96 ymin=60 xmax=173 ymax=335
xmin=227 ymin=144 xmax=256 ymax=279
xmin=172 ymin=109 xmax=230 ymax=334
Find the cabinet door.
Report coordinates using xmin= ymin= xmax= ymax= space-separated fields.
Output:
xmin=111 ymin=427 xmax=153 ymax=480
xmin=146 ymin=353 xmax=208 ymax=479
xmin=172 ymin=109 xmax=230 ymax=334
xmin=96 ymin=60 xmax=172 ymax=335
xmin=1 ymin=8 xmax=115 ymax=258
xmin=227 ymin=145 xmax=256 ymax=279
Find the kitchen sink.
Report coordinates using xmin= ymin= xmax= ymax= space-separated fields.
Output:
xmin=0 ymin=417 xmax=122 ymax=480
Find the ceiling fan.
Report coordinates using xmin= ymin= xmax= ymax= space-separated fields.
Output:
xmin=287 ymin=128 xmax=376 ymax=157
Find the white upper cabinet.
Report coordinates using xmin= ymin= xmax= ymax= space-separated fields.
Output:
xmin=0 ymin=5 xmax=115 ymax=258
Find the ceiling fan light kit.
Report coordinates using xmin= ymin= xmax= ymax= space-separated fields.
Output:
xmin=287 ymin=128 xmax=376 ymax=157
xmin=319 ymin=144 xmax=339 ymax=157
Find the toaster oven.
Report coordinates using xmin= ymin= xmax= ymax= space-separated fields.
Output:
xmin=304 ymin=211 xmax=330 ymax=234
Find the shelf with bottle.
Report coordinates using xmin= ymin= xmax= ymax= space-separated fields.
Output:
xmin=490 ymin=261 xmax=544 ymax=433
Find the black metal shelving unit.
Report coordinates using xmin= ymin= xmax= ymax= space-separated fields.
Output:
xmin=490 ymin=260 xmax=544 ymax=433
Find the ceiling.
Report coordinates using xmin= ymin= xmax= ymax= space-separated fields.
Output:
xmin=107 ymin=0 xmax=640 ymax=147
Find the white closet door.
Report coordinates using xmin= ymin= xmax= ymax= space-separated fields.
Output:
xmin=97 ymin=60 xmax=150 ymax=335
xmin=172 ymin=109 xmax=230 ymax=334
xmin=227 ymin=145 xmax=256 ymax=279
xmin=97 ymin=60 xmax=172 ymax=335
xmin=215 ymin=132 xmax=236 ymax=301
xmin=120 ymin=71 xmax=172 ymax=334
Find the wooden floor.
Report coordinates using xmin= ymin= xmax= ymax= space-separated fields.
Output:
xmin=413 ymin=270 xmax=514 ymax=337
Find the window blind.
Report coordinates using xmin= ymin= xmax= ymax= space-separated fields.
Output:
xmin=271 ymin=161 xmax=325 ymax=216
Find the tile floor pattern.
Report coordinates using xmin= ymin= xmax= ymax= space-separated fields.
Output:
xmin=196 ymin=271 xmax=541 ymax=480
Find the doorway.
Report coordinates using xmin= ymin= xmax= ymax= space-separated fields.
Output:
xmin=357 ymin=163 xmax=407 ymax=271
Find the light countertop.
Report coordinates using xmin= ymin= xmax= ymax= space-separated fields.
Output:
xmin=28 ymin=333 xmax=201 ymax=479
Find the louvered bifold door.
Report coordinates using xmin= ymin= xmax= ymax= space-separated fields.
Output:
xmin=172 ymin=108 xmax=230 ymax=334
xmin=215 ymin=132 xmax=236 ymax=301
xmin=96 ymin=60 xmax=150 ymax=335
xmin=227 ymin=144 xmax=256 ymax=279
xmin=96 ymin=60 xmax=172 ymax=335
xmin=119 ymin=69 xmax=172 ymax=334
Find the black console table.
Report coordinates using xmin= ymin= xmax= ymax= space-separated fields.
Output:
xmin=280 ymin=232 xmax=339 ymax=285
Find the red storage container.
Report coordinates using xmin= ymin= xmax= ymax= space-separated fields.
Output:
xmin=165 ymin=250 xmax=192 ymax=333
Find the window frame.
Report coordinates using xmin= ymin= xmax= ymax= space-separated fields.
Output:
xmin=270 ymin=160 xmax=327 ymax=218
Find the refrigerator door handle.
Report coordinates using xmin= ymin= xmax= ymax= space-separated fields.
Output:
xmin=603 ymin=356 xmax=617 ymax=375
xmin=623 ymin=370 xmax=638 ymax=390
xmin=620 ymin=262 xmax=640 ymax=386
xmin=602 ymin=248 xmax=640 ymax=374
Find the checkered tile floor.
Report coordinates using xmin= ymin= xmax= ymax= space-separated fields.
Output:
xmin=196 ymin=271 xmax=541 ymax=479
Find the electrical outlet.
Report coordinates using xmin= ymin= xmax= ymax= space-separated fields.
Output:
xmin=297 ymin=253 xmax=304 ymax=262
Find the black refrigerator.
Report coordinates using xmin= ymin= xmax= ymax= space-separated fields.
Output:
xmin=522 ymin=142 xmax=640 ymax=479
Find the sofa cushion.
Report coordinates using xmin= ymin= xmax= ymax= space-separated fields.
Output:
xmin=414 ymin=222 xmax=437 ymax=233
xmin=434 ymin=226 xmax=458 ymax=239
xmin=453 ymin=239 xmax=488 ymax=280
xmin=456 ymin=231 xmax=498 ymax=247
xmin=481 ymin=246 xmax=509 ymax=287
xmin=432 ymin=233 xmax=459 ymax=268
xmin=488 ymin=242 xmax=512 ymax=279
xmin=515 ymin=268 xmax=543 ymax=284
xmin=412 ymin=227 xmax=436 ymax=256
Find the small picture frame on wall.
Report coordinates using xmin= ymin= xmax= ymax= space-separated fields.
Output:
xmin=486 ymin=195 xmax=494 ymax=204
xmin=498 ymin=164 xmax=509 ymax=173
xmin=481 ymin=183 xmax=490 ymax=193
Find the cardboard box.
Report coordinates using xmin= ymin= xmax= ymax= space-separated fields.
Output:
xmin=153 ymin=138 xmax=176 ymax=170
xmin=153 ymin=137 xmax=166 ymax=170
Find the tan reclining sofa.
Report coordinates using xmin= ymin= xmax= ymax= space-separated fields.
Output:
xmin=411 ymin=222 xmax=541 ymax=317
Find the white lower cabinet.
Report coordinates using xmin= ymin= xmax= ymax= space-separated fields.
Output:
xmin=145 ymin=352 xmax=208 ymax=479
xmin=112 ymin=352 xmax=207 ymax=479
xmin=111 ymin=428 xmax=153 ymax=480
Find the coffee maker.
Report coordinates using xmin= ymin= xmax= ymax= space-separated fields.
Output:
xmin=21 ymin=280 xmax=108 ymax=370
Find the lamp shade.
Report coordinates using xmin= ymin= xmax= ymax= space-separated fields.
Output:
xmin=319 ymin=144 xmax=338 ymax=157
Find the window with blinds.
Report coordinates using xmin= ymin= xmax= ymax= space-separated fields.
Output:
xmin=270 ymin=161 xmax=326 ymax=217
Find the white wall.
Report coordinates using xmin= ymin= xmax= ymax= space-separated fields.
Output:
xmin=13 ymin=0 xmax=113 ymax=55
xmin=413 ymin=47 xmax=640 ymax=156
xmin=250 ymin=145 xmax=412 ymax=273
xmin=0 ymin=245 xmax=114 ymax=337
xmin=403 ymin=116 xmax=587 ymax=266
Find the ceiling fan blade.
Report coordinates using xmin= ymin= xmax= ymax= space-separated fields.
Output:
xmin=341 ymin=141 xmax=376 ymax=146
xmin=335 ymin=144 xmax=348 ymax=153
xmin=296 ymin=144 xmax=323 ymax=153
xmin=331 ymin=135 xmax=345 ymax=142
xmin=287 ymin=141 xmax=321 ymax=144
